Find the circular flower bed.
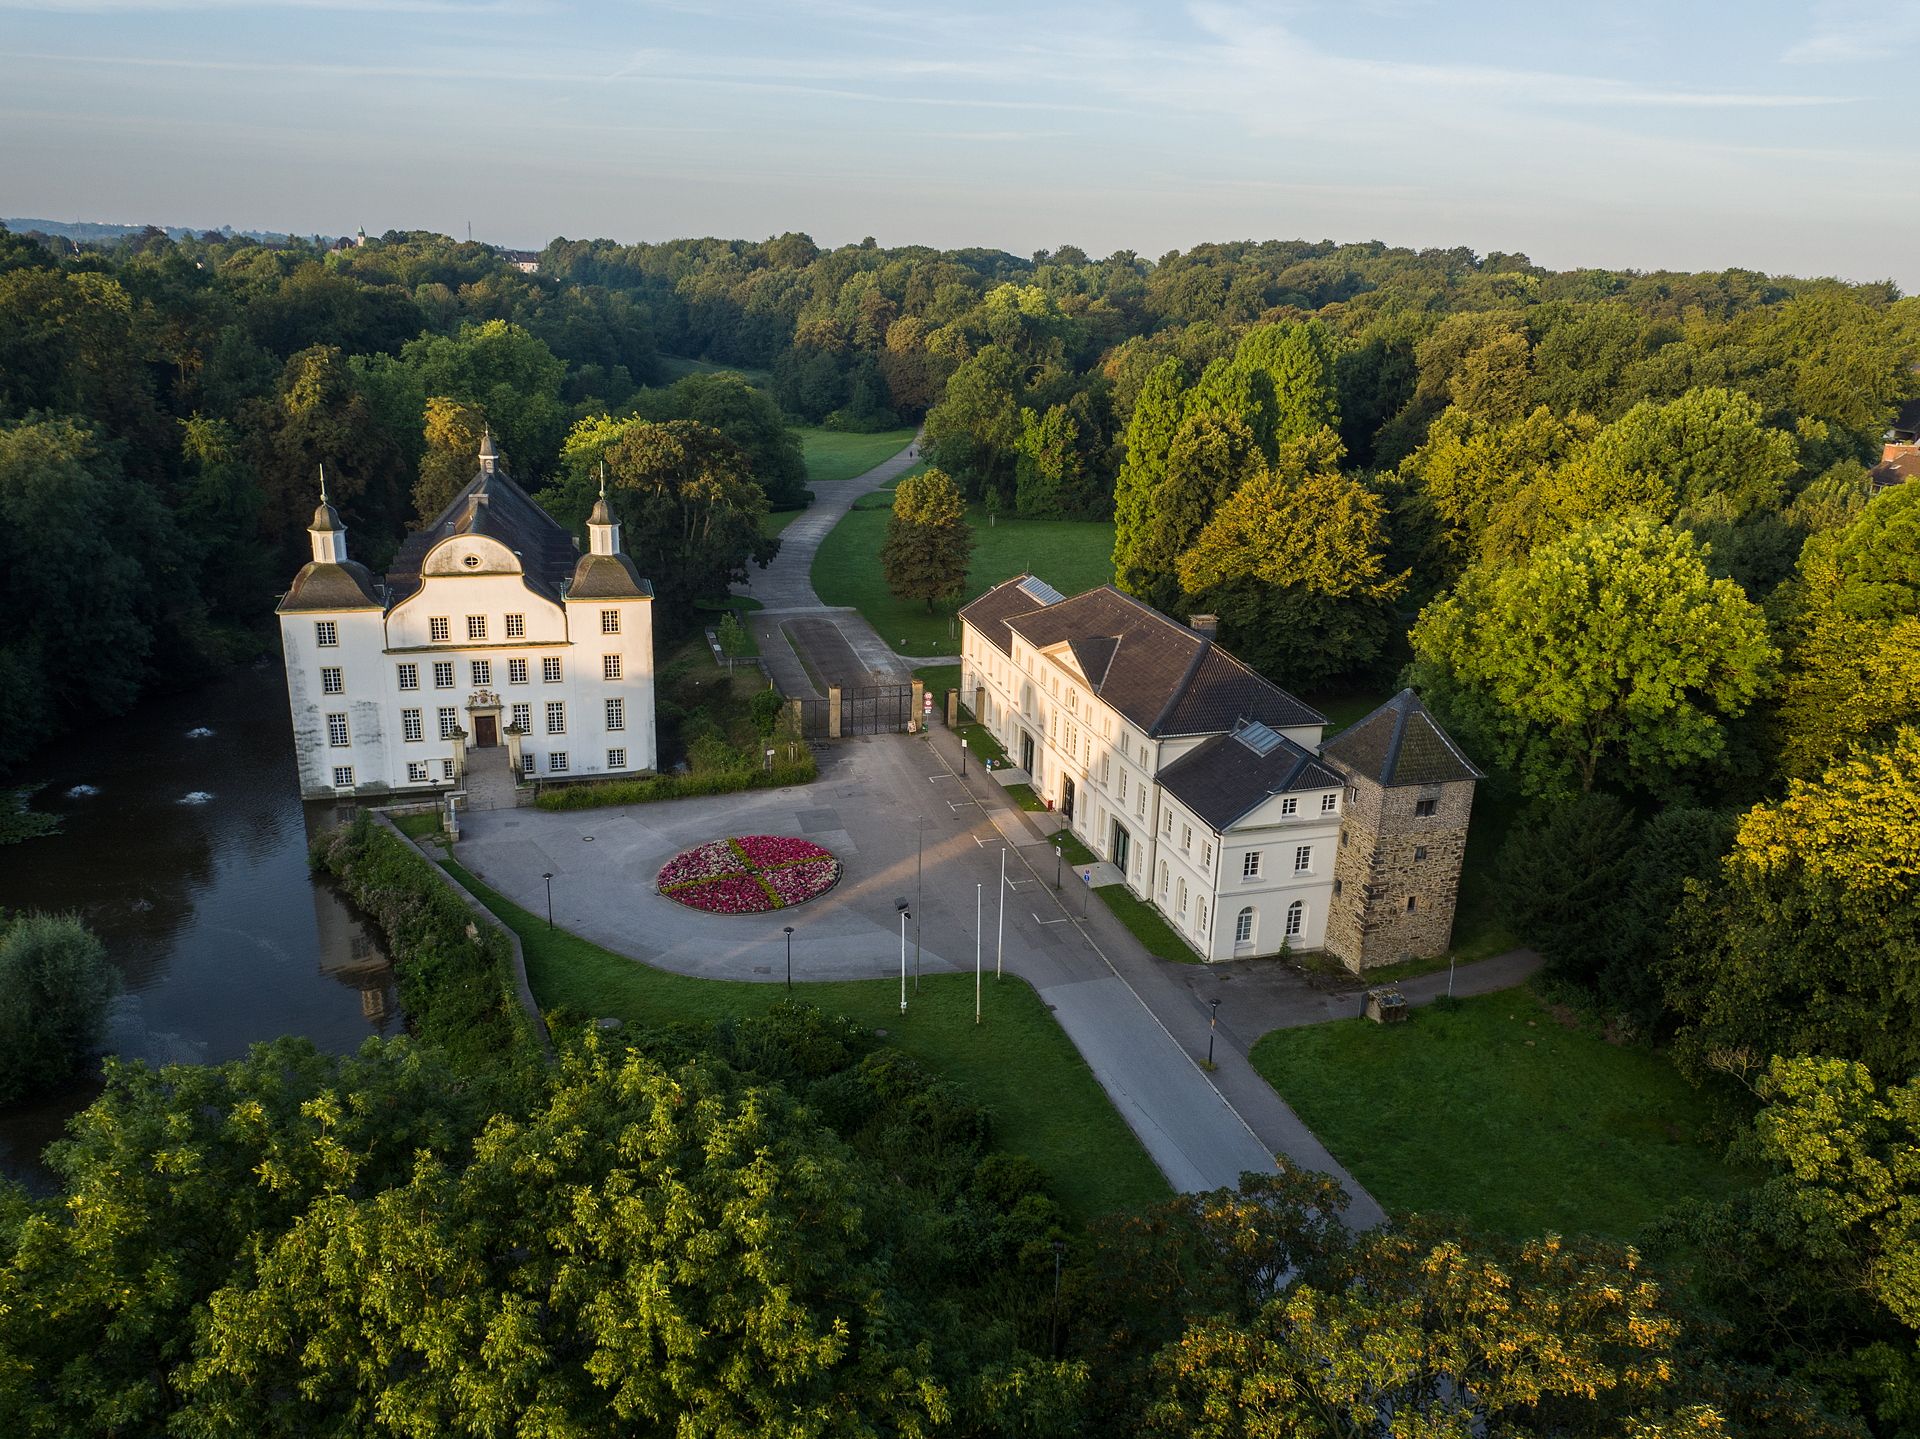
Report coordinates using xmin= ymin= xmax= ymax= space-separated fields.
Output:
xmin=655 ymin=835 xmax=842 ymax=915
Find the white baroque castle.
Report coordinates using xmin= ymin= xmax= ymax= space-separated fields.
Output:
xmin=278 ymin=436 xmax=656 ymax=799
xmin=959 ymin=577 xmax=1481 ymax=970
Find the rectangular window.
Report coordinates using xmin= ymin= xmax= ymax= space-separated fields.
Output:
xmin=1415 ymin=798 xmax=1438 ymax=817
xmin=402 ymin=709 xmax=423 ymax=742
xmin=1198 ymin=900 xmax=1209 ymax=934
xmin=470 ymin=660 xmax=491 ymax=686
xmin=397 ymin=662 xmax=419 ymax=691
xmin=433 ymin=662 xmax=454 ymax=689
xmin=548 ymin=751 xmax=569 ymax=773
xmin=332 ymin=765 xmax=354 ymax=787
xmin=521 ymin=753 xmax=536 ymax=778
xmin=603 ymin=654 xmax=622 ymax=681
xmin=442 ymin=759 xmax=457 ymax=780
xmin=1202 ymin=842 xmax=1213 ymax=870
xmin=1181 ymin=823 xmax=1192 ymax=852
xmin=1414 ymin=845 xmax=1428 ymax=862
xmin=507 ymin=658 xmax=528 ymax=685
xmin=512 ymin=702 xmax=531 ymax=733
xmin=1163 ymin=810 xmax=1173 ymax=836
xmin=600 ymin=609 xmax=620 ymax=635
xmin=438 ymin=707 xmax=458 ymax=739
xmin=543 ymin=656 xmax=562 ymax=683
xmin=546 ymin=701 xmax=566 ymax=735
xmin=1294 ymin=844 xmax=1312 ymax=874
xmin=320 ymin=666 xmax=343 ymax=695
xmin=1281 ymin=797 xmax=1298 ymax=816
xmin=314 ymin=620 xmax=338 ymax=648
xmin=504 ymin=613 xmax=525 ymax=639
xmin=326 ymin=713 xmax=349 ymax=747
xmin=466 ymin=615 xmax=487 ymax=641
xmin=1243 ymin=851 xmax=1262 ymax=880
xmin=429 ymin=617 xmax=450 ymax=643
xmin=1321 ymin=793 xmax=1338 ymax=813
xmin=1118 ymin=771 xmax=1128 ymax=802
xmin=407 ymin=761 xmax=429 ymax=784
xmin=605 ymin=698 xmax=624 ymax=731
xmin=607 ymin=747 xmax=627 ymax=770
xmin=1406 ymin=895 xmax=1419 ymax=913
xmin=1136 ymin=788 xmax=1146 ymax=818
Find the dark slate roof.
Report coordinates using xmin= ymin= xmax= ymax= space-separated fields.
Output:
xmin=1319 ymin=689 xmax=1483 ymax=787
xmin=278 ymin=560 xmax=383 ymax=613
xmin=569 ymin=552 xmax=654 ymax=600
xmin=385 ymin=468 xmax=581 ymax=606
xmin=1892 ymin=397 xmax=1920 ymax=440
xmin=984 ymin=583 xmax=1324 ymax=738
xmin=1157 ymin=725 xmax=1345 ymax=832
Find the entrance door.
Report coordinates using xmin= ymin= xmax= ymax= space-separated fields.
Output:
xmin=474 ymin=714 xmax=498 ymax=748
xmin=1111 ymin=821 xmax=1130 ymax=874
xmin=1062 ymin=777 xmax=1076 ymax=822
xmin=1020 ymin=731 xmax=1035 ymax=773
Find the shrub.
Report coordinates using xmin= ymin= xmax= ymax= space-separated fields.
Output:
xmin=535 ymin=754 xmax=817 ymax=810
xmin=0 ymin=912 xmax=114 ymax=1103
xmin=310 ymin=814 xmax=537 ymax=1087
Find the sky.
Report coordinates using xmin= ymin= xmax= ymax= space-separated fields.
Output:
xmin=2 ymin=0 xmax=1916 ymax=287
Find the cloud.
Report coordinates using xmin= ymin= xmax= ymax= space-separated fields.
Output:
xmin=1783 ymin=0 xmax=1920 ymax=62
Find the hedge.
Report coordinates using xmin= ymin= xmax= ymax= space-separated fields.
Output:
xmin=310 ymin=813 xmax=539 ymax=1086
xmin=536 ymin=755 xmax=817 ymax=811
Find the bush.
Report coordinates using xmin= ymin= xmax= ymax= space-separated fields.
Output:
xmin=535 ymin=754 xmax=817 ymax=810
xmin=310 ymin=814 xmax=538 ymax=1087
xmin=0 ymin=913 xmax=114 ymax=1103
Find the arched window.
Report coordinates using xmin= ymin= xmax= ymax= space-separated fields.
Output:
xmin=1235 ymin=907 xmax=1255 ymax=945
xmin=1285 ymin=899 xmax=1304 ymax=938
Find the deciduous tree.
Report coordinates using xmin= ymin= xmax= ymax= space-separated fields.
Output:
xmin=882 ymin=467 xmax=973 ymax=611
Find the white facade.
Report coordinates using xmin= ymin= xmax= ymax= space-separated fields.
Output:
xmin=278 ymin=455 xmax=655 ymax=799
xmin=960 ymin=585 xmax=1345 ymax=963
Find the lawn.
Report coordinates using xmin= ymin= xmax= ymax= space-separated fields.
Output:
xmin=796 ymin=426 xmax=918 ymax=485
xmin=435 ymin=857 xmax=1170 ymax=1222
xmin=1096 ymin=884 xmax=1205 ymax=964
xmin=815 ymin=499 xmax=1115 ymax=656
xmin=1249 ymin=984 xmax=1749 ymax=1240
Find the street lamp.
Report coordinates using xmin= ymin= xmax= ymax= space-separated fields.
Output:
xmin=914 ymin=815 xmax=926 ymax=992
xmin=960 ymin=736 xmax=968 ymax=775
xmin=1207 ymin=998 xmax=1220 ymax=1068
xmin=895 ymin=899 xmax=910 ymax=1014
xmin=1054 ymin=842 xmax=1062 ymax=889
xmin=542 ymin=871 xmax=555 ymax=930
xmin=783 ymin=924 xmax=795 ymax=993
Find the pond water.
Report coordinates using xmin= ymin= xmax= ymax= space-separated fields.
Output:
xmin=0 ymin=659 xmax=399 ymax=1191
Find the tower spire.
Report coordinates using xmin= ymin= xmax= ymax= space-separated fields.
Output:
xmin=588 ymin=462 xmax=620 ymax=556
xmin=309 ymin=463 xmax=347 ymax=564
xmin=318 ymin=462 xmax=330 ymax=507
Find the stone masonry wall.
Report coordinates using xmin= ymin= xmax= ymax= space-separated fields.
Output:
xmin=1324 ymin=775 xmax=1475 ymax=971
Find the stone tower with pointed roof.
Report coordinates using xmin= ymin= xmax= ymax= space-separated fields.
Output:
xmin=1319 ymin=689 xmax=1482 ymax=971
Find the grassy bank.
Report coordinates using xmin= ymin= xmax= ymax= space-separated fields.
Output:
xmin=440 ymin=857 xmax=1169 ymax=1222
xmin=1249 ymin=984 xmax=1748 ymax=1239
xmin=797 ymin=426 xmax=917 ymax=485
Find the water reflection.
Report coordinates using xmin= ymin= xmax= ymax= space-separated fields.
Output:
xmin=0 ymin=659 xmax=399 ymax=1192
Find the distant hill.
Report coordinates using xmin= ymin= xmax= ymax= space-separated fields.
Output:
xmin=4 ymin=217 xmax=332 ymax=246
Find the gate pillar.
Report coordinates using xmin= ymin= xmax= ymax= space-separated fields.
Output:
xmin=828 ymin=686 xmax=842 ymax=739
xmin=947 ymin=689 xmax=959 ymax=727
xmin=908 ymin=679 xmax=924 ymax=733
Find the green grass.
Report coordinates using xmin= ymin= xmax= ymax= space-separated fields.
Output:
xmin=956 ymin=721 xmax=1007 ymax=766
xmin=1095 ymin=884 xmax=1206 ymax=964
xmin=815 ymin=501 xmax=1116 ymax=657
xmin=1003 ymin=783 xmax=1046 ymax=812
xmin=391 ymin=811 xmax=441 ymax=841
xmin=657 ymin=354 xmax=771 ymax=387
xmin=913 ymin=664 xmax=960 ymax=696
xmin=761 ymin=507 xmax=804 ymax=538
xmin=1249 ymin=984 xmax=1749 ymax=1239
xmin=796 ymin=427 xmax=918 ymax=485
xmin=1052 ymin=831 xmax=1097 ymax=867
xmin=437 ymin=858 xmax=1170 ymax=1222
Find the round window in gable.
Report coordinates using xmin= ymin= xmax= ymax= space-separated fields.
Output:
xmin=462 ymin=554 xmax=481 ymax=569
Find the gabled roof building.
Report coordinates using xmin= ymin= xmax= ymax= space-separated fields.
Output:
xmin=958 ymin=577 xmax=1479 ymax=970
xmin=277 ymin=439 xmax=655 ymax=799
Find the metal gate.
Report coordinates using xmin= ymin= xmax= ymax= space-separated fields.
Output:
xmin=842 ymin=683 xmax=912 ymax=736
xmin=797 ymin=696 xmax=831 ymax=739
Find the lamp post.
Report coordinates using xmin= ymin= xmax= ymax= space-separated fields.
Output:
xmin=1054 ymin=842 xmax=1062 ymax=889
xmin=995 ymin=846 xmax=1006 ymax=980
xmin=1207 ymin=998 xmax=1220 ymax=1068
xmin=914 ymin=816 xmax=925 ymax=992
xmin=896 ymin=899 xmax=910 ymax=1014
xmin=542 ymin=871 xmax=554 ymax=930
xmin=783 ymin=924 xmax=795 ymax=993
xmin=974 ymin=882 xmax=983 ymax=1025
xmin=960 ymin=737 xmax=968 ymax=775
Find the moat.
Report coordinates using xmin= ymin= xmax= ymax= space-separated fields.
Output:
xmin=0 ymin=659 xmax=398 ymax=1191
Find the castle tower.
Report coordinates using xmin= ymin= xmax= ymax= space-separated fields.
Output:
xmin=309 ymin=465 xmax=349 ymax=564
xmin=1318 ymin=689 xmax=1482 ymax=972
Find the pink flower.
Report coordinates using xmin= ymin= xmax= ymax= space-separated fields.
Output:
xmin=656 ymin=835 xmax=843 ymax=914
xmin=734 ymin=834 xmax=831 ymax=869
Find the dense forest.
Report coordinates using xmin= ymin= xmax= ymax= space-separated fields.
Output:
xmin=4 ymin=219 xmax=1920 ymax=1433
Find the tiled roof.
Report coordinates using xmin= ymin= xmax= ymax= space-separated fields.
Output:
xmin=277 ymin=560 xmax=382 ymax=613
xmin=1158 ymin=725 xmax=1345 ymax=832
xmin=1319 ymin=689 xmax=1483 ymax=787
xmin=1871 ymin=449 xmax=1919 ymax=491
xmin=958 ymin=574 xmax=1051 ymax=656
xmin=386 ymin=467 xmax=581 ymax=606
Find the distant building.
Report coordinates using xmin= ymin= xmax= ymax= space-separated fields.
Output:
xmin=277 ymin=435 xmax=656 ymax=799
xmin=958 ymin=579 xmax=1480 ymax=970
xmin=499 ymin=248 xmax=540 ymax=274
xmin=1872 ymin=397 xmax=1920 ymax=491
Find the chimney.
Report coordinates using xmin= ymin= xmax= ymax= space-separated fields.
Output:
xmin=1189 ymin=614 xmax=1219 ymax=639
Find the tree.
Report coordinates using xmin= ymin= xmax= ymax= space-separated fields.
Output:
xmin=1408 ymin=516 xmax=1775 ymax=796
xmin=1665 ymin=728 xmax=1920 ymax=1082
xmin=1013 ymin=403 xmax=1091 ymax=519
xmin=923 ymin=344 xmax=1022 ymax=501
xmin=634 ymin=371 xmax=808 ymax=509
xmin=410 ymin=395 xmax=489 ymax=524
xmin=400 ymin=319 xmax=569 ymax=478
xmin=1176 ymin=429 xmax=1405 ymax=687
xmin=1120 ymin=408 xmax=1261 ymax=613
xmin=882 ymin=467 xmax=973 ymax=611
xmin=1401 ymin=406 xmax=1596 ymax=574
xmin=1232 ymin=318 xmax=1341 ymax=449
xmin=0 ymin=913 xmax=114 ymax=1104
xmin=1493 ymin=793 xmax=1639 ymax=988
xmin=1112 ymin=358 xmax=1188 ymax=597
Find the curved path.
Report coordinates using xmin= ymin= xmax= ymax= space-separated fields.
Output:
xmin=738 ymin=436 xmax=922 ymax=697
